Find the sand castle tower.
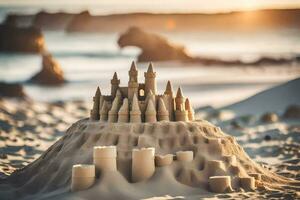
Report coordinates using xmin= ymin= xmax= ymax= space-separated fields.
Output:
xmin=157 ymin=97 xmax=169 ymax=121
xmin=128 ymin=62 xmax=139 ymax=101
xmin=164 ymin=80 xmax=175 ymax=121
xmin=145 ymin=99 xmax=157 ymax=123
xmin=108 ymin=90 xmax=122 ymax=122
xmin=90 ymin=87 xmax=101 ymax=120
xmin=89 ymin=61 xmax=195 ymax=123
xmin=144 ymin=63 xmax=157 ymax=95
xmin=100 ymin=101 xmax=109 ymax=122
xmin=111 ymin=72 xmax=120 ymax=97
xmin=130 ymin=94 xmax=142 ymax=123
xmin=118 ymin=98 xmax=129 ymax=122
xmin=93 ymin=146 xmax=117 ymax=172
xmin=71 ymin=164 xmax=95 ymax=191
xmin=185 ymin=98 xmax=195 ymax=121
xmin=132 ymin=148 xmax=155 ymax=182
xmin=175 ymin=87 xmax=188 ymax=121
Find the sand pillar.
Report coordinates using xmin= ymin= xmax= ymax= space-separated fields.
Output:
xmin=130 ymin=93 xmax=142 ymax=123
xmin=176 ymin=151 xmax=194 ymax=162
xmin=118 ymin=98 xmax=129 ymax=123
xmin=209 ymin=176 xmax=233 ymax=193
xmin=185 ymin=98 xmax=195 ymax=121
xmin=108 ymin=92 xmax=121 ymax=122
xmin=240 ymin=177 xmax=256 ymax=191
xmin=100 ymin=101 xmax=109 ymax=122
xmin=145 ymin=99 xmax=157 ymax=123
xmin=71 ymin=164 xmax=95 ymax=192
xmin=93 ymin=146 xmax=117 ymax=172
xmin=157 ymin=97 xmax=169 ymax=121
xmin=132 ymin=147 xmax=155 ymax=182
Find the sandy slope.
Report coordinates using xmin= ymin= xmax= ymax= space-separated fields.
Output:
xmin=221 ymin=77 xmax=300 ymax=116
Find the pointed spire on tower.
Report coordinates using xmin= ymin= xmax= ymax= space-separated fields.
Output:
xmin=185 ymin=98 xmax=191 ymax=111
xmin=185 ymin=98 xmax=195 ymax=121
xmin=96 ymin=86 xmax=101 ymax=96
xmin=145 ymin=99 xmax=157 ymax=123
xmin=158 ymin=98 xmax=167 ymax=112
xmin=100 ymin=101 xmax=109 ymax=122
xmin=118 ymin=98 xmax=129 ymax=123
xmin=131 ymin=93 xmax=140 ymax=112
xmin=164 ymin=80 xmax=173 ymax=96
xmin=147 ymin=62 xmax=154 ymax=73
xmin=130 ymin=93 xmax=141 ymax=123
xmin=130 ymin=61 xmax=138 ymax=72
xmin=158 ymin=97 xmax=169 ymax=121
xmin=90 ymin=86 xmax=101 ymax=120
xmin=113 ymin=72 xmax=118 ymax=80
xmin=176 ymin=87 xmax=184 ymax=98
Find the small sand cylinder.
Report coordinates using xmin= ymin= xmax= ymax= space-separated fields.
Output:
xmin=176 ymin=151 xmax=194 ymax=162
xmin=240 ymin=177 xmax=256 ymax=191
xmin=155 ymin=154 xmax=173 ymax=167
xmin=71 ymin=164 xmax=95 ymax=192
xmin=132 ymin=147 xmax=155 ymax=182
xmin=209 ymin=176 xmax=232 ymax=193
xmin=93 ymin=146 xmax=117 ymax=172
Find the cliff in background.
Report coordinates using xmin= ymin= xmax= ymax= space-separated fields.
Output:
xmin=4 ymin=9 xmax=300 ymax=32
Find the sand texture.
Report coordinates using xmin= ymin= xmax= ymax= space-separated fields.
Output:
xmin=0 ymin=118 xmax=298 ymax=200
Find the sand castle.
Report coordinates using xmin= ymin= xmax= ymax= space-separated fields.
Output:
xmin=90 ymin=61 xmax=195 ymax=123
xmin=2 ymin=63 xmax=297 ymax=200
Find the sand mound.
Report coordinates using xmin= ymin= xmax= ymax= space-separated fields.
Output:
xmin=0 ymin=120 xmax=295 ymax=200
xmin=222 ymin=78 xmax=300 ymax=116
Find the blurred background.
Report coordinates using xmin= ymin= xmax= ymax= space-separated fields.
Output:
xmin=0 ymin=0 xmax=300 ymax=107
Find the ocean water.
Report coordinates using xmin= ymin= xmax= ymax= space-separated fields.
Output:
xmin=1 ymin=30 xmax=300 ymax=108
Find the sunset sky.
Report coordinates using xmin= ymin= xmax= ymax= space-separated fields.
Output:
xmin=0 ymin=0 xmax=299 ymax=13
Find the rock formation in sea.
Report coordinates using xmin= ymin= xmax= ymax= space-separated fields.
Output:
xmin=0 ymin=61 xmax=297 ymax=200
xmin=28 ymin=53 xmax=65 ymax=85
xmin=0 ymin=24 xmax=45 ymax=53
xmin=33 ymin=11 xmax=76 ymax=30
xmin=0 ymin=82 xmax=26 ymax=98
xmin=118 ymin=27 xmax=192 ymax=62
xmin=118 ymin=26 xmax=299 ymax=65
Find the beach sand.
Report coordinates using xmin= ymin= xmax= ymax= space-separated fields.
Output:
xmin=0 ymin=78 xmax=299 ymax=199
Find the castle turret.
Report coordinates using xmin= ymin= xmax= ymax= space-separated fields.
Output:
xmin=108 ymin=90 xmax=122 ymax=122
xmin=130 ymin=93 xmax=142 ymax=123
xmin=144 ymin=63 xmax=157 ymax=95
xmin=185 ymin=98 xmax=195 ymax=121
xmin=132 ymin=148 xmax=155 ymax=182
xmin=118 ymin=98 xmax=129 ymax=123
xmin=98 ymin=95 xmax=104 ymax=113
xmin=175 ymin=87 xmax=188 ymax=121
xmin=128 ymin=62 xmax=139 ymax=101
xmin=111 ymin=72 xmax=120 ymax=97
xmin=90 ymin=87 xmax=101 ymax=120
xmin=164 ymin=80 xmax=175 ymax=121
xmin=157 ymin=97 xmax=169 ymax=121
xmin=145 ymin=90 xmax=156 ymax=106
xmin=145 ymin=99 xmax=157 ymax=123
xmin=100 ymin=101 xmax=110 ymax=122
